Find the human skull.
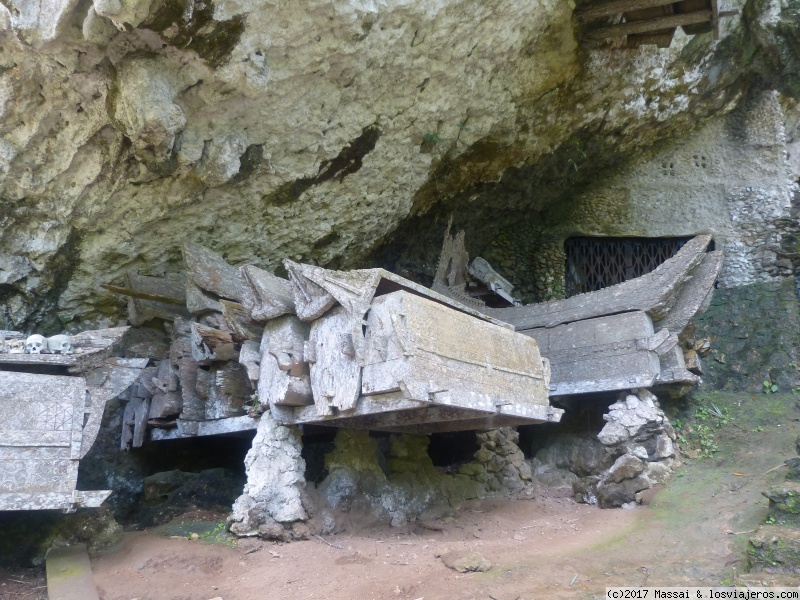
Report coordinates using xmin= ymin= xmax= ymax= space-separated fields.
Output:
xmin=6 ymin=339 xmax=24 ymax=354
xmin=47 ymin=334 xmax=73 ymax=355
xmin=25 ymin=334 xmax=46 ymax=354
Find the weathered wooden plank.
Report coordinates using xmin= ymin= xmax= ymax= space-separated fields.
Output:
xmin=490 ymin=235 xmax=713 ymax=330
xmin=169 ymin=335 xmax=206 ymax=421
xmin=308 ymin=307 xmax=361 ymax=414
xmin=150 ymin=415 xmax=259 ymax=440
xmin=240 ymin=264 xmax=295 ymax=321
xmin=274 ymin=394 xmax=561 ymax=430
xmin=584 ymin=10 xmax=712 ymax=40
xmin=377 ymin=414 xmax=556 ymax=435
xmin=575 ymin=0 xmax=681 ymax=21
xmin=258 ymin=316 xmax=313 ymax=408
xmin=191 ymin=322 xmax=238 ymax=362
xmin=183 ymin=242 xmax=246 ymax=301
xmin=279 ymin=392 xmax=428 ymax=425
xmin=433 ymin=222 xmax=469 ymax=289
xmin=107 ymin=273 xmax=185 ymax=303
xmin=0 ymin=491 xmax=110 ymax=512
xmin=525 ymin=311 xmax=661 ymax=396
xmin=131 ymin=396 xmax=150 ymax=448
xmin=103 ymin=274 xmax=189 ymax=326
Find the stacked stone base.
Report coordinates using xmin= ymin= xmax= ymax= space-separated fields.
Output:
xmin=532 ymin=389 xmax=679 ymax=508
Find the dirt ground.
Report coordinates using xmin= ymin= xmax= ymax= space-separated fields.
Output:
xmin=4 ymin=392 xmax=800 ymax=600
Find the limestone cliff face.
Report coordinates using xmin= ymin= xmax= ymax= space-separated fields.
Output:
xmin=0 ymin=0 xmax=795 ymax=329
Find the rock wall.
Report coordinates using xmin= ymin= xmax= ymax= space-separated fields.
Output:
xmin=378 ymin=88 xmax=800 ymax=303
xmin=2 ymin=0 xmax=796 ymax=329
xmin=692 ymin=276 xmax=800 ymax=393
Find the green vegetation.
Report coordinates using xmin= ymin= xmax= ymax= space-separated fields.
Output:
xmin=674 ymin=400 xmax=732 ymax=459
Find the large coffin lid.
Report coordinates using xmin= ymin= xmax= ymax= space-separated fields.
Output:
xmin=488 ymin=235 xmax=715 ymax=330
xmin=284 ymin=260 xmax=513 ymax=329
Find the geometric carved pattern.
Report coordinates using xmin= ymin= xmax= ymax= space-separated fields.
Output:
xmin=565 ymin=236 xmax=693 ymax=298
xmin=0 ymin=373 xmax=86 ymax=508
xmin=0 ymin=401 xmax=73 ymax=431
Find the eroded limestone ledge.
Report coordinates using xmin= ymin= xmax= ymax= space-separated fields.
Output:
xmin=0 ymin=0 xmax=798 ymax=330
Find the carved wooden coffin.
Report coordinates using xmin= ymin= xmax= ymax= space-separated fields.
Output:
xmin=272 ymin=291 xmax=562 ymax=432
xmin=0 ymin=373 xmax=109 ymax=512
xmin=362 ymin=291 xmax=549 ymax=408
xmin=525 ymin=311 xmax=665 ymax=396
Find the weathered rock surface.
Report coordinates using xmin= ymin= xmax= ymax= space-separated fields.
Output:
xmin=763 ymin=482 xmax=800 ymax=526
xmin=439 ymin=550 xmax=491 ymax=573
xmin=0 ymin=0 xmax=798 ymax=330
xmin=749 ymin=525 xmax=800 ymax=574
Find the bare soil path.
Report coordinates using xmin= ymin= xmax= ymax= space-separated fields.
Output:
xmin=6 ymin=392 xmax=800 ymax=600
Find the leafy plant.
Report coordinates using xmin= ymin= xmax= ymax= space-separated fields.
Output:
xmin=676 ymin=401 xmax=732 ymax=459
xmin=764 ymin=379 xmax=779 ymax=394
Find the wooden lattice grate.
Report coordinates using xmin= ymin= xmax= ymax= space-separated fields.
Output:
xmin=564 ymin=236 xmax=693 ymax=297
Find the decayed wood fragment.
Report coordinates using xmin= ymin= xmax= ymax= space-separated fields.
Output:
xmin=191 ymin=322 xmax=238 ymax=362
xmin=468 ymin=257 xmax=518 ymax=305
xmin=240 ymin=264 xmax=295 ymax=321
xmin=183 ymin=243 xmax=246 ymax=302
xmin=656 ymin=345 xmax=700 ymax=387
xmin=433 ymin=222 xmax=469 ymax=289
xmin=221 ymin=299 xmax=263 ymax=341
xmin=131 ymin=395 xmax=150 ymax=448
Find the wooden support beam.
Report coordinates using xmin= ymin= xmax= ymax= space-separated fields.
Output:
xmin=575 ymin=0 xmax=681 ymax=21
xmin=584 ymin=10 xmax=712 ymax=39
xmin=101 ymin=283 xmax=185 ymax=305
